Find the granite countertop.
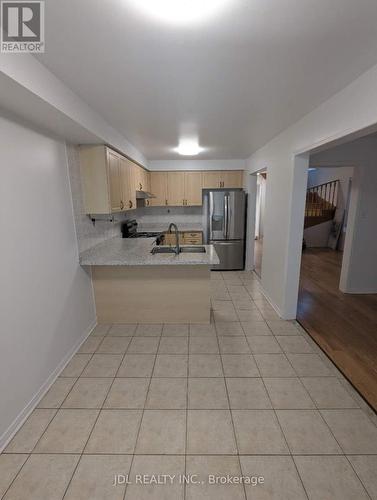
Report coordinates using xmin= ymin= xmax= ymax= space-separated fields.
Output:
xmin=137 ymin=223 xmax=204 ymax=233
xmin=79 ymin=237 xmax=219 ymax=266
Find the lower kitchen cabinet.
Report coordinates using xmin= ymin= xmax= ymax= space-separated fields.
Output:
xmin=163 ymin=231 xmax=203 ymax=246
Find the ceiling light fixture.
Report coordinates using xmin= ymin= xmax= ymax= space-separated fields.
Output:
xmin=175 ymin=139 xmax=204 ymax=156
xmin=128 ymin=0 xmax=231 ymax=25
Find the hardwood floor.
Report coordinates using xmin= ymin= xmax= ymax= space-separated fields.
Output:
xmin=297 ymin=248 xmax=377 ymax=411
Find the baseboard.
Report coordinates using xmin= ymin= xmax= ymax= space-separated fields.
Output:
xmin=341 ymin=287 xmax=377 ymax=294
xmin=0 ymin=320 xmax=97 ymax=452
xmin=258 ymin=286 xmax=291 ymax=320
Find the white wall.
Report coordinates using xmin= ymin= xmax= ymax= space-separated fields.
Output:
xmin=245 ymin=62 xmax=377 ymax=318
xmin=149 ymin=159 xmax=246 ymax=171
xmin=0 ymin=116 xmax=96 ymax=449
xmin=342 ymin=157 xmax=377 ymax=293
xmin=0 ymin=53 xmax=148 ymax=167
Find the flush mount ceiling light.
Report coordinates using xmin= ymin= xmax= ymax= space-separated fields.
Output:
xmin=128 ymin=0 xmax=231 ymax=25
xmin=175 ymin=139 xmax=204 ymax=156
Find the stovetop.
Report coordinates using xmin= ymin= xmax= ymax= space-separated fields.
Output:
xmin=122 ymin=219 xmax=164 ymax=241
xmin=129 ymin=231 xmax=161 ymax=238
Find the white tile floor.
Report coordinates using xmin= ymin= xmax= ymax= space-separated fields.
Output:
xmin=1 ymin=271 xmax=377 ymax=499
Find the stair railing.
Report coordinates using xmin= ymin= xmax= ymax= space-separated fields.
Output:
xmin=305 ymin=179 xmax=339 ymax=217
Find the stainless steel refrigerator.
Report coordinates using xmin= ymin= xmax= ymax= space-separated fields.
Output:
xmin=203 ymin=189 xmax=247 ymax=270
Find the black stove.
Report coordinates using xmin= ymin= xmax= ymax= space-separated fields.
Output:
xmin=121 ymin=220 xmax=161 ymax=239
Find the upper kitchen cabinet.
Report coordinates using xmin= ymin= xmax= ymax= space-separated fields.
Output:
xmin=150 ymin=171 xmax=168 ymax=206
xmin=203 ymin=171 xmax=222 ymax=189
xmin=224 ymin=171 xmax=244 ymax=188
xmin=184 ymin=171 xmax=203 ymax=205
xmin=203 ymin=170 xmax=243 ymax=188
xmin=79 ymin=145 xmax=135 ymax=214
xmin=152 ymin=171 xmax=203 ymax=206
xmin=120 ymin=157 xmax=136 ymax=210
xmin=107 ymin=149 xmax=123 ymax=212
xmin=167 ymin=172 xmax=185 ymax=206
xmin=134 ymin=164 xmax=150 ymax=192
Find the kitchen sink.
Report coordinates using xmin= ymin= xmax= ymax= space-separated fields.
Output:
xmin=151 ymin=246 xmax=177 ymax=254
xmin=151 ymin=246 xmax=206 ymax=254
xmin=179 ymin=246 xmax=206 ymax=253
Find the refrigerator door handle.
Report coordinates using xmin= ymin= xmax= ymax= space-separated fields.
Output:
xmin=224 ymin=194 xmax=229 ymax=239
xmin=209 ymin=192 xmax=214 ymax=241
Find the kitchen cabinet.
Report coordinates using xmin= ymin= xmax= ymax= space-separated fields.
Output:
xmin=203 ymin=170 xmax=243 ymax=188
xmin=182 ymin=231 xmax=203 ymax=245
xmin=167 ymin=172 xmax=185 ymax=206
xmin=162 ymin=231 xmax=203 ymax=246
xmin=80 ymin=144 xmax=244 ymax=212
xmin=120 ymin=157 xmax=136 ymax=210
xmin=107 ymin=149 xmax=123 ymax=212
xmin=151 ymin=171 xmax=203 ymax=207
xmin=184 ymin=172 xmax=203 ymax=206
xmin=203 ymin=171 xmax=222 ymax=189
xmin=150 ymin=172 xmax=168 ymax=206
xmin=79 ymin=145 xmax=137 ymax=214
xmin=224 ymin=171 xmax=244 ymax=188
xmin=80 ymin=145 xmax=133 ymax=214
xmin=134 ymin=165 xmax=150 ymax=192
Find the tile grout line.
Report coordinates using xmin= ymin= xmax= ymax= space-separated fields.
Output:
xmin=344 ymin=455 xmax=373 ymax=500
xmin=258 ymin=366 xmax=311 ymax=500
xmin=0 ymin=327 xmax=111 ymax=499
xmin=213 ymin=317 xmax=248 ymax=500
xmin=61 ymin=324 xmax=138 ymax=500
xmin=122 ymin=325 xmax=162 ymax=500
xmin=184 ymin=326 xmax=192 ymax=500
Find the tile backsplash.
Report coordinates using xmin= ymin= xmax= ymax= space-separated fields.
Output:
xmin=135 ymin=206 xmax=202 ymax=230
xmin=67 ymin=145 xmax=203 ymax=253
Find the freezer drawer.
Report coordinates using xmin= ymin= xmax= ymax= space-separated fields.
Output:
xmin=210 ymin=240 xmax=245 ymax=270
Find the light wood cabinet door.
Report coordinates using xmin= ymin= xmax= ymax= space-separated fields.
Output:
xmin=203 ymin=171 xmax=222 ymax=189
xmin=167 ymin=172 xmax=185 ymax=206
xmin=182 ymin=231 xmax=203 ymax=245
xmin=143 ymin=169 xmax=150 ymax=192
xmin=223 ymin=171 xmax=243 ymax=188
xmin=184 ymin=172 xmax=203 ymax=206
xmin=120 ymin=158 xmax=136 ymax=211
xmin=107 ymin=150 xmax=123 ymax=212
xmin=134 ymin=165 xmax=143 ymax=191
xmin=150 ymin=172 xmax=168 ymax=206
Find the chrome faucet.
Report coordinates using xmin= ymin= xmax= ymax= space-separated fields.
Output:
xmin=168 ymin=223 xmax=180 ymax=255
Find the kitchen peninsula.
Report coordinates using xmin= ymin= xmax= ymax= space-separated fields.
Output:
xmin=80 ymin=237 xmax=219 ymax=324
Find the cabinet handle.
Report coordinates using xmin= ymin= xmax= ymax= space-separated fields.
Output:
xmin=129 ymin=200 xmax=133 ymax=209
xmin=120 ymin=200 xmax=124 ymax=210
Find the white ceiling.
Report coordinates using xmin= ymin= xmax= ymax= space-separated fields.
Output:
xmin=37 ymin=0 xmax=377 ymax=160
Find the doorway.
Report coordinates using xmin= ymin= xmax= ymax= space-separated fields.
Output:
xmin=254 ymin=171 xmax=267 ymax=277
xmin=296 ymin=151 xmax=377 ymax=411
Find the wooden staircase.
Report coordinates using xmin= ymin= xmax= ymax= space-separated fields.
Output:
xmin=305 ymin=180 xmax=339 ymax=229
